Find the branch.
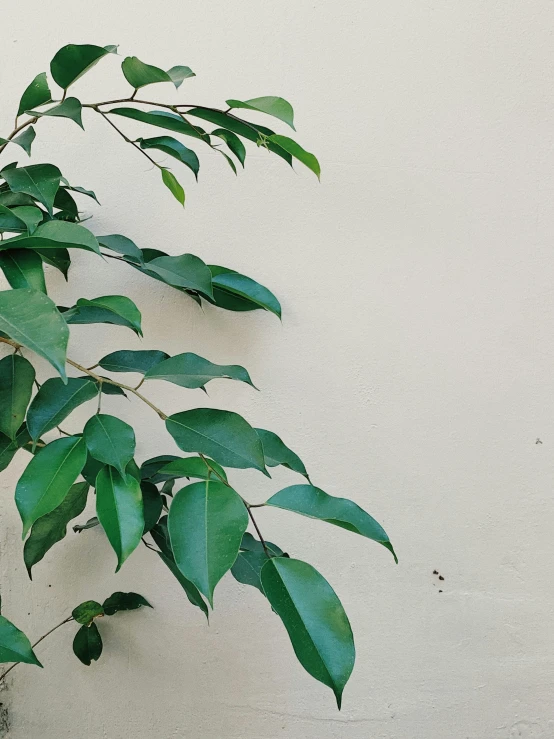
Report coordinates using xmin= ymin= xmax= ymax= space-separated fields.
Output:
xmin=0 ymin=616 xmax=74 ymax=682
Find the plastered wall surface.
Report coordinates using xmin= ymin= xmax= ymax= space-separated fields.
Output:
xmin=1 ymin=2 xmax=554 ymax=737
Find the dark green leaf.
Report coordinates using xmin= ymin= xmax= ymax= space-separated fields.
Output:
xmin=51 ymin=44 xmax=117 ymax=90
xmin=166 ymin=409 xmax=268 ymax=475
xmin=109 ymin=108 xmax=209 ymax=142
xmin=255 ymin=428 xmax=309 ymax=479
xmin=84 ymin=414 xmax=136 ymax=476
xmin=102 ymin=591 xmax=151 ymax=616
xmin=1 ymin=164 xmax=61 ymax=216
xmin=15 ymin=436 xmax=86 ymax=537
xmin=11 ymin=127 xmax=36 ymax=156
xmin=226 ymin=96 xmax=295 ymax=130
xmin=161 ymin=168 xmax=185 ymax=206
xmin=0 ymin=220 xmax=101 ymax=255
xmin=98 ymin=349 xmax=169 ymax=374
xmin=72 ymin=600 xmax=104 ymax=625
xmin=145 ymin=352 xmax=255 ymax=390
xmin=209 ymin=265 xmax=281 ymax=318
xmin=261 ymin=557 xmax=354 ymax=708
xmin=54 ymin=188 xmax=79 ymax=220
xmin=159 ymin=456 xmax=227 ymax=483
xmin=73 ymin=516 xmax=99 ymax=533
xmin=168 ymin=480 xmax=248 ymax=606
xmin=141 ymin=481 xmax=163 ymax=533
xmin=240 ymin=531 xmax=284 ymax=557
xmin=0 ymin=425 xmax=32 ymax=473
xmin=140 ymin=137 xmax=199 ymax=179
xmin=64 ymin=295 xmax=142 ymax=335
xmin=27 ymin=377 xmax=98 ymax=442
xmin=28 ymin=98 xmax=84 ymax=129
xmin=266 ymin=485 xmax=397 ymax=561
xmin=211 ymin=129 xmax=246 ymax=167
xmin=10 ymin=206 xmax=44 ymax=234
xmin=0 ymin=288 xmax=69 ymax=380
xmin=37 ymin=247 xmax=70 ymax=278
xmin=0 ymin=615 xmax=42 ymax=666
xmin=17 ymin=72 xmax=52 ymax=116
xmin=0 ymin=203 xmax=29 ymax=232
xmin=83 ymin=376 xmax=127 ymax=397
xmin=96 ymin=466 xmax=144 ymax=570
xmin=97 ymin=234 xmax=142 ymax=263
xmin=268 ymin=135 xmax=320 ymax=179
xmin=143 ymin=254 xmax=213 ymax=299
xmin=24 ymin=481 xmax=89 ymax=577
xmin=232 ymin=549 xmax=273 ymax=593
xmin=139 ymin=454 xmax=180 ymax=482
xmin=64 ymin=183 xmax=100 ymax=204
xmin=72 ymin=622 xmax=102 ymax=665
xmin=0 ymin=354 xmax=35 ymax=439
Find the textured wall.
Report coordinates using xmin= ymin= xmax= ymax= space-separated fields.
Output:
xmin=1 ymin=1 xmax=554 ymax=737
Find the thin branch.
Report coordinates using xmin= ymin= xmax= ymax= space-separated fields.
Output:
xmin=93 ymin=107 xmax=162 ymax=170
xmin=0 ymin=616 xmax=74 ymax=682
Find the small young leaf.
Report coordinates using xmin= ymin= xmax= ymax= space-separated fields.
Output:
xmin=84 ymin=414 xmax=136 ymax=476
xmin=255 ymin=428 xmax=309 ymax=479
xmin=144 ymin=352 xmax=255 ymax=390
xmin=0 ymin=250 xmax=46 ymax=293
xmin=226 ymin=96 xmax=295 ymax=130
xmin=161 ymin=168 xmax=185 ymax=206
xmin=73 ymin=516 xmax=99 ymax=533
xmin=28 ymin=98 xmax=84 ymax=129
xmin=140 ymin=137 xmax=199 ymax=179
xmin=27 ymin=377 xmax=98 ymax=442
xmin=72 ymin=622 xmax=102 ymax=665
xmin=1 ymin=164 xmax=61 ymax=216
xmin=51 ymin=44 xmax=117 ymax=90
xmin=268 ymin=135 xmax=320 ymax=179
xmin=72 ymin=600 xmax=104 ymax=625
xmin=168 ymin=480 xmax=248 ymax=606
xmin=102 ymin=591 xmax=152 ymax=616
xmin=98 ymin=349 xmax=169 ymax=375
xmin=0 ymin=355 xmax=35 ymax=440
xmin=167 ymin=66 xmax=195 ymax=87
xmin=0 ymin=615 xmax=42 ymax=667
xmin=17 ymin=72 xmax=52 ymax=117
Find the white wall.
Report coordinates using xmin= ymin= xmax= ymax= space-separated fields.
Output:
xmin=1 ymin=1 xmax=553 ymax=737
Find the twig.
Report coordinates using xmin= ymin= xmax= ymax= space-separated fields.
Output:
xmin=0 ymin=616 xmax=74 ymax=682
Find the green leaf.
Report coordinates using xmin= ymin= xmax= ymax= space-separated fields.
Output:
xmin=232 ymin=547 xmax=282 ymax=593
xmin=166 ymin=409 xmax=268 ymax=475
xmin=73 ymin=516 xmax=99 ymax=533
xmin=0 ymin=288 xmax=69 ymax=380
xmin=65 ymin=295 xmax=142 ymax=336
xmin=143 ymin=254 xmax=213 ymax=299
xmin=51 ymin=44 xmax=117 ymax=90
xmin=159 ymin=456 xmax=228 ymax=483
xmin=0 ymin=221 xmax=101 ymax=255
xmin=144 ymin=352 xmax=255 ymax=390
xmin=139 ymin=455 xmax=180 ymax=482
xmin=11 ymin=127 xmax=37 ymax=156
xmin=96 ymin=466 xmax=144 ymax=571
xmin=211 ymin=129 xmax=246 ymax=167
xmin=0 ymin=425 xmax=32 ymax=474
xmin=268 ymin=135 xmax=321 ymax=179
xmin=12 ymin=206 xmax=44 ymax=234
xmin=122 ymin=56 xmax=170 ymax=89
xmin=161 ymin=168 xmax=185 ymax=206
xmin=1 ymin=164 xmax=61 ymax=216
xmin=37 ymin=247 xmax=70 ymax=278
xmin=141 ymin=481 xmax=163 ymax=533
xmin=64 ymin=183 xmax=100 ymax=204
xmin=15 ymin=436 xmax=86 ymax=537
xmin=261 ymin=557 xmax=355 ymax=708
xmin=28 ymin=98 xmax=84 ymax=129
xmin=109 ymin=108 xmax=208 ymax=142
xmin=209 ymin=266 xmax=281 ymax=317
xmin=97 ymin=234 xmax=143 ymax=263
xmin=72 ymin=600 xmax=104 ymax=625
xmin=240 ymin=531 xmax=285 ymax=556
xmin=140 ymin=137 xmax=199 ymax=179
xmin=167 ymin=66 xmax=195 ymax=88
xmin=255 ymin=428 xmax=309 ymax=479
xmin=98 ymin=349 xmax=168 ymax=374
xmin=18 ymin=72 xmax=52 ymax=116
xmin=168 ymin=480 xmax=248 ymax=606
xmin=102 ymin=591 xmax=152 ymax=616
xmin=0 ymin=355 xmax=35 ymax=440
xmin=27 ymin=377 xmax=98 ymax=443
xmin=0 ymin=203 xmax=29 ymax=232
xmin=0 ymin=614 xmax=42 ymax=667
xmin=266 ymin=485 xmax=397 ymax=562
xmin=226 ymin=96 xmax=295 ymax=130
xmin=72 ymin=622 xmax=102 ymax=665
xmin=24 ymin=481 xmax=89 ymax=577
xmin=0 ymin=250 xmax=46 ymax=292
xmin=84 ymin=414 xmax=136 ymax=476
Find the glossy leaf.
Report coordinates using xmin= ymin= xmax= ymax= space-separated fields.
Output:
xmin=97 ymin=234 xmax=143 ymax=263
xmin=0 ymin=615 xmax=42 ymax=667
xmin=266 ymin=485 xmax=397 ymax=562
xmin=15 ymin=436 xmax=86 ymax=537
xmin=145 ymin=352 xmax=255 ymax=390
xmin=122 ymin=56 xmax=171 ymax=89
xmin=27 ymin=377 xmax=98 ymax=442
xmin=261 ymin=557 xmax=355 ymax=708
xmin=72 ymin=600 xmax=104 ymax=625
xmin=166 ymin=409 xmax=267 ymax=475
xmin=51 ymin=43 xmax=117 ymax=90
xmin=140 ymin=454 xmax=180 ymax=482
xmin=1 ymin=164 xmax=61 ymax=216
xmin=11 ymin=127 xmax=37 ymax=156
xmin=142 ymin=482 xmax=163 ymax=533
xmin=24 ymin=481 xmax=89 ymax=577
xmin=102 ymin=591 xmax=152 ymax=616
xmin=268 ymin=135 xmax=320 ymax=179
xmin=37 ymin=247 xmax=70 ymax=278
xmin=232 ymin=546 xmax=282 ymax=593
xmin=143 ymin=254 xmax=213 ymax=299
xmin=159 ymin=456 xmax=228 ymax=483
xmin=161 ymin=168 xmax=185 ymax=206
xmin=211 ymin=129 xmax=246 ymax=167
xmin=95 ymin=466 xmax=144 ymax=571
xmin=226 ymin=96 xmax=295 ymax=130
xmin=0 ymin=203 xmax=30 ymax=232
xmin=255 ymin=428 xmax=309 ymax=479
xmin=11 ymin=206 xmax=44 ymax=234
xmin=29 ymin=98 xmax=84 ymax=129
xmin=209 ymin=266 xmax=281 ymax=318
xmin=17 ymin=72 xmax=52 ymax=116
xmin=109 ymin=108 xmax=208 ymax=142
xmin=65 ymin=295 xmax=142 ymax=335
xmin=84 ymin=414 xmax=136 ymax=476
xmin=140 ymin=137 xmax=199 ymax=179
xmin=98 ymin=349 xmax=169 ymax=374
xmin=73 ymin=622 xmax=102 ymax=665
xmin=168 ymin=480 xmax=248 ymax=606
xmin=0 ymin=288 xmax=69 ymax=380
xmin=0 ymin=221 xmax=101 ymax=256
xmin=0 ymin=354 xmax=35 ymax=439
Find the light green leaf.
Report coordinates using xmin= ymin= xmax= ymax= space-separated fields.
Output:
xmin=268 ymin=135 xmax=320 ymax=179
xmin=226 ymin=96 xmax=295 ymax=130
xmin=167 ymin=66 xmax=195 ymax=87
xmin=255 ymin=428 xmax=309 ymax=479
xmin=139 ymin=137 xmax=199 ymax=179
xmin=211 ymin=129 xmax=246 ymax=167
xmin=102 ymin=591 xmax=152 ymax=616
xmin=27 ymin=377 xmax=98 ymax=443
xmin=158 ymin=456 xmax=228 ymax=483
xmin=0 ymin=221 xmax=101 ymax=255
xmin=1 ymin=164 xmax=61 ymax=216
xmin=143 ymin=254 xmax=213 ymax=299
xmin=98 ymin=349 xmax=169 ymax=374
xmin=161 ymin=168 xmax=185 ymax=206
xmin=168 ymin=480 xmax=248 ymax=606
xmin=266 ymin=485 xmax=397 ymax=562
xmin=96 ymin=465 xmax=144 ymax=571
xmin=50 ymin=44 xmax=117 ymax=90
xmin=109 ymin=108 xmax=208 ymax=142
xmin=17 ymin=72 xmax=52 ymax=117
xmin=0 ymin=288 xmax=69 ymax=380
xmin=64 ymin=295 xmax=142 ymax=336
xmin=97 ymin=234 xmax=143 ymax=263
xmin=0 ymin=250 xmax=47 ymax=292
xmin=72 ymin=600 xmax=104 ymax=625
xmin=261 ymin=557 xmax=355 ymax=708
xmin=209 ymin=265 xmax=281 ymax=317
xmin=0 ymin=615 xmax=42 ymax=667
xmin=166 ymin=408 xmax=268 ymax=475
xmin=122 ymin=56 xmax=169 ymax=88
xmin=145 ymin=352 xmax=255 ymax=390
xmin=11 ymin=127 xmax=36 ymax=156
xmin=28 ymin=98 xmax=84 ymax=129
xmin=24 ymin=481 xmax=89 ymax=577
xmin=0 ymin=355 xmax=35 ymax=440
xmin=84 ymin=414 xmax=136 ymax=476
xmin=15 ymin=435 xmax=86 ymax=537
xmin=73 ymin=622 xmax=102 ymax=665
